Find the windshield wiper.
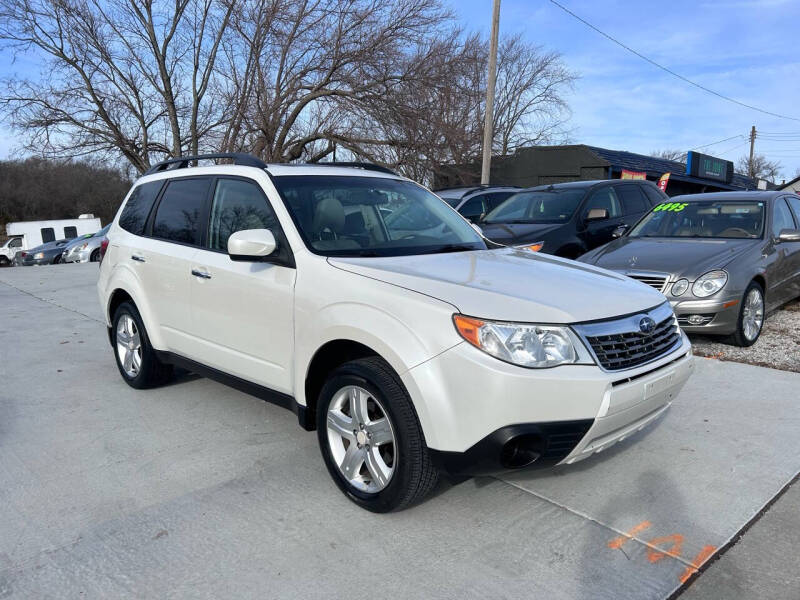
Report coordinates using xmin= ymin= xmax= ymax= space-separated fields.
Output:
xmin=424 ymin=244 xmax=478 ymax=254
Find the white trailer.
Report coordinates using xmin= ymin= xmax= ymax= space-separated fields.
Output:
xmin=1 ymin=215 xmax=102 ymax=264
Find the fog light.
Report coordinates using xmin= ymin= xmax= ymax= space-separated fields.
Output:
xmin=687 ymin=314 xmax=706 ymax=325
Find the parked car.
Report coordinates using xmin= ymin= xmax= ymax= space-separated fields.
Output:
xmin=62 ymin=224 xmax=111 ymax=263
xmin=98 ymin=154 xmax=693 ymax=512
xmin=0 ymin=236 xmax=23 ymax=266
xmin=435 ymin=185 xmax=520 ymax=223
xmin=1 ymin=215 xmax=102 ymax=263
xmin=478 ymin=179 xmax=668 ymax=258
xmin=17 ymin=239 xmax=74 ymax=266
xmin=578 ymin=191 xmax=800 ymax=346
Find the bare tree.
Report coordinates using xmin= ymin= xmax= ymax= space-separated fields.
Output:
xmin=0 ymin=0 xmax=233 ymax=173
xmin=1 ymin=0 xmax=575 ymax=184
xmin=650 ymin=149 xmax=687 ymax=163
xmin=737 ymin=153 xmax=782 ymax=182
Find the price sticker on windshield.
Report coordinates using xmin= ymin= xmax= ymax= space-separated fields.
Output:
xmin=653 ymin=202 xmax=689 ymax=212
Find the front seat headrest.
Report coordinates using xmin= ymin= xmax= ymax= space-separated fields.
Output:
xmin=313 ymin=197 xmax=346 ymax=234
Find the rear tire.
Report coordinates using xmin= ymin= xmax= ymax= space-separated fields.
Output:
xmin=727 ymin=281 xmax=764 ymax=347
xmin=112 ymin=301 xmax=173 ymax=388
xmin=316 ymin=356 xmax=439 ymax=512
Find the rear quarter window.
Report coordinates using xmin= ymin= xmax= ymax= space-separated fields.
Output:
xmin=643 ymin=185 xmax=668 ymax=205
xmin=119 ymin=180 xmax=164 ymax=235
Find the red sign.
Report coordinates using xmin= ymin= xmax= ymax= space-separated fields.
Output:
xmin=621 ymin=169 xmax=647 ymax=180
xmin=658 ymin=172 xmax=671 ymax=192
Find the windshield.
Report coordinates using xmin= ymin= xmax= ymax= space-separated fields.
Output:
xmin=483 ymin=189 xmax=585 ymax=224
xmin=629 ymin=201 xmax=765 ymax=239
xmin=272 ymin=176 xmax=486 ymax=257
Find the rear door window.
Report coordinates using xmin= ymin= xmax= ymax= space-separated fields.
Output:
xmin=119 ymin=180 xmax=164 ymax=235
xmin=618 ymin=185 xmax=649 ymax=215
xmin=459 ymin=196 xmax=485 ymax=220
xmin=151 ymin=178 xmax=211 ymax=245
xmin=643 ymin=185 xmax=668 ymax=205
xmin=40 ymin=228 xmax=55 ymax=243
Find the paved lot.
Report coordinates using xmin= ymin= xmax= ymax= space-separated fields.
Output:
xmin=1 ymin=264 xmax=799 ymax=599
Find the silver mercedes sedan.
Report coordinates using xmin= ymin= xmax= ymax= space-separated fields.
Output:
xmin=578 ymin=191 xmax=800 ymax=346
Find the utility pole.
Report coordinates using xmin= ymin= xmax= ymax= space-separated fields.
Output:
xmin=748 ymin=125 xmax=756 ymax=178
xmin=481 ymin=0 xmax=501 ymax=185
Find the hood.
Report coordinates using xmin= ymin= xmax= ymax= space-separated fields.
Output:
xmin=582 ymin=237 xmax=761 ymax=279
xmin=329 ymin=247 xmax=666 ymax=323
xmin=478 ymin=222 xmax=562 ymax=246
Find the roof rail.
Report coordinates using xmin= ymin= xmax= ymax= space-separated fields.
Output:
xmin=307 ymin=161 xmax=397 ymax=175
xmin=144 ymin=153 xmax=267 ymax=175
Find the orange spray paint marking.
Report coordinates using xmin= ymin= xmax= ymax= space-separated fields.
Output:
xmin=608 ymin=521 xmax=651 ymax=549
xmin=646 ymin=534 xmax=684 ymax=563
xmin=679 ymin=545 xmax=717 ymax=583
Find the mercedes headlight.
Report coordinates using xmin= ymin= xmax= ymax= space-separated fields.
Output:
xmin=453 ymin=315 xmax=592 ymax=368
xmin=692 ymin=270 xmax=727 ymax=298
xmin=671 ymin=278 xmax=689 ymax=296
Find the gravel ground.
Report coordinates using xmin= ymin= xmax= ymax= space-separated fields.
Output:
xmin=690 ymin=298 xmax=800 ymax=373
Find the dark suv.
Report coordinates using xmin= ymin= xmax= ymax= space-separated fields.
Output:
xmin=478 ymin=179 xmax=668 ymax=258
xmin=435 ymin=186 xmax=520 ymax=223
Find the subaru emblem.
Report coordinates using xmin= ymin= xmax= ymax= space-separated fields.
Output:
xmin=639 ymin=316 xmax=656 ymax=334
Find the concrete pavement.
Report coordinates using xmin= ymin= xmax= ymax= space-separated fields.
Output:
xmin=1 ymin=263 xmax=798 ymax=599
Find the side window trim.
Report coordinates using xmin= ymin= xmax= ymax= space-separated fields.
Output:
xmin=144 ymin=175 xmax=214 ymax=248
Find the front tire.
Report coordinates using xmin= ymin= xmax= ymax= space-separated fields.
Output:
xmin=728 ymin=281 xmax=764 ymax=347
xmin=90 ymin=249 xmax=100 ymax=262
xmin=317 ymin=357 xmax=439 ymax=512
xmin=112 ymin=301 xmax=173 ymax=388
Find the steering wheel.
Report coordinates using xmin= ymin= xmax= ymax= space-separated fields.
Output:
xmin=718 ymin=227 xmax=751 ymax=237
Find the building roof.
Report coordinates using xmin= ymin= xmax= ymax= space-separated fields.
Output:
xmin=585 ymin=146 xmax=761 ymax=191
xmin=779 ymin=174 xmax=800 ymax=191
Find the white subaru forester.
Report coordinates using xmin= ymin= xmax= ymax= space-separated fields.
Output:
xmin=98 ymin=154 xmax=694 ymax=512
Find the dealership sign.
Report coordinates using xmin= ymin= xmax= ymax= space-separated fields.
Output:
xmin=686 ymin=151 xmax=733 ymax=184
xmin=621 ymin=169 xmax=647 ymax=180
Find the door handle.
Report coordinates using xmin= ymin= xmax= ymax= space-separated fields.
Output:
xmin=191 ymin=268 xmax=212 ymax=279
xmin=131 ymin=254 xmax=146 ymax=262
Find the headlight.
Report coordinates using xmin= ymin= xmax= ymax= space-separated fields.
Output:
xmin=515 ymin=240 xmax=544 ymax=252
xmin=453 ymin=315 xmax=592 ymax=368
xmin=692 ymin=270 xmax=727 ymax=297
xmin=80 ymin=243 xmax=88 ymax=250
xmin=34 ymin=252 xmax=44 ymax=259
xmin=671 ymin=278 xmax=689 ymax=296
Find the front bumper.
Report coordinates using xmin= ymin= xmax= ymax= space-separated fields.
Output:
xmin=403 ymin=331 xmax=693 ymax=475
xmin=669 ymin=294 xmax=742 ymax=335
xmin=63 ymin=248 xmax=91 ymax=263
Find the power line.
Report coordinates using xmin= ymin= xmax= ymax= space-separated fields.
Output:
xmin=691 ymin=134 xmax=744 ymax=150
xmin=547 ymin=0 xmax=800 ymax=122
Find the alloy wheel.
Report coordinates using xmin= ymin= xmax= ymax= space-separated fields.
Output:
xmin=326 ymin=385 xmax=397 ymax=493
xmin=742 ymin=287 xmax=764 ymax=342
xmin=116 ymin=314 xmax=143 ymax=377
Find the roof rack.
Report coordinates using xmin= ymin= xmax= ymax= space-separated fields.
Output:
xmin=303 ymin=161 xmax=398 ymax=175
xmin=144 ymin=153 xmax=267 ymax=175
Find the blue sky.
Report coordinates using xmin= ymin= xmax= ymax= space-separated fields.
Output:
xmin=2 ymin=0 xmax=799 ymax=181
xmin=454 ymin=0 xmax=800 ymax=181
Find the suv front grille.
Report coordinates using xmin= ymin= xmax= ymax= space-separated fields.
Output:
xmin=573 ymin=303 xmax=681 ymax=372
xmin=626 ymin=274 xmax=668 ymax=292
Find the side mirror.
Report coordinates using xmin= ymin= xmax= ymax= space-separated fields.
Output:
xmin=470 ymin=222 xmax=484 ymax=236
xmin=586 ymin=208 xmax=609 ymax=222
xmin=778 ymin=228 xmax=800 ymax=243
xmin=228 ymin=229 xmax=277 ymax=261
xmin=612 ymin=224 xmax=629 ymax=238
